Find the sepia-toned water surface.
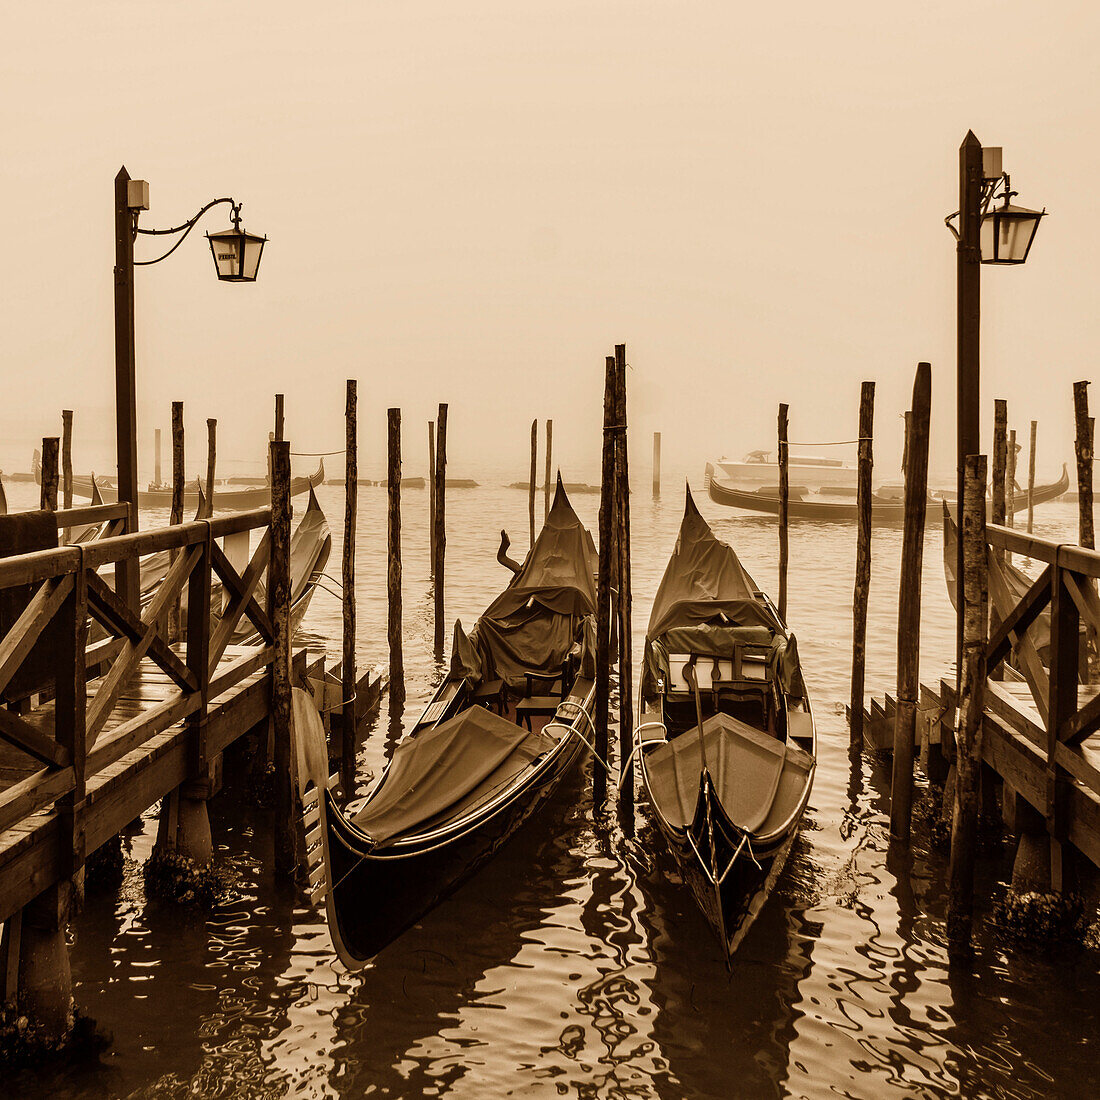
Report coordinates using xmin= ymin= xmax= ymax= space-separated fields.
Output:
xmin=8 ymin=472 xmax=1100 ymax=1099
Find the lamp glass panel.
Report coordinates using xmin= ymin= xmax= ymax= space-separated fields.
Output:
xmin=209 ymin=233 xmax=242 ymax=279
xmin=242 ymin=236 xmax=265 ymax=280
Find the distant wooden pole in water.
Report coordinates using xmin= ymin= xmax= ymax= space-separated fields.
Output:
xmin=992 ymin=399 xmax=1007 ymax=533
xmin=40 ymin=437 xmax=58 ymax=511
xmin=387 ymin=406 xmax=405 ymax=709
xmin=433 ymin=404 xmax=448 ymax=657
xmin=274 ymin=394 xmax=285 ymax=443
xmin=849 ymin=381 xmax=875 ymax=746
xmin=342 ymin=381 xmax=358 ymax=794
xmin=428 ymin=421 xmax=436 ymax=574
xmin=205 ymin=418 xmax=217 ymax=518
xmin=544 ymin=419 xmax=553 ymax=521
xmin=1006 ymin=428 xmax=1017 ymax=568
xmin=61 ymin=410 xmax=73 ymax=510
xmin=1027 ymin=420 xmax=1037 ymax=534
xmin=269 ymin=440 xmax=294 ymax=872
xmin=169 ymin=402 xmax=185 ymax=641
xmin=613 ymin=345 xmax=635 ymax=835
xmin=777 ymin=403 xmax=789 ymax=622
xmin=890 ymin=364 xmax=931 ymax=844
xmin=652 ymin=431 xmax=661 ymax=498
xmin=948 ymin=452 xmax=988 ymax=957
xmin=1074 ymin=382 xmax=1094 ymax=549
xmin=529 ymin=419 xmax=537 ymax=548
xmin=594 ymin=354 xmax=616 ymax=810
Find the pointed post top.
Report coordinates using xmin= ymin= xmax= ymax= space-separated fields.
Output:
xmin=961 ymin=130 xmax=981 ymax=149
xmin=115 ymin=165 xmax=130 ymax=182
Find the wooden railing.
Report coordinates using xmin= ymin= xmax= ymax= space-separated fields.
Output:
xmin=0 ymin=506 xmax=278 ymax=873
xmin=985 ymin=523 xmax=1100 ymax=864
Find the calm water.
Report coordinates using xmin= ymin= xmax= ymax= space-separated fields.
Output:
xmin=8 ymin=474 xmax=1100 ymax=1099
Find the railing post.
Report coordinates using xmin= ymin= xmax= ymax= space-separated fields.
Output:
xmin=57 ymin=551 xmax=87 ymax=880
xmin=1048 ymin=558 xmax=1079 ymax=893
xmin=269 ymin=440 xmax=294 ymax=874
xmin=169 ymin=401 xmax=185 ymax=642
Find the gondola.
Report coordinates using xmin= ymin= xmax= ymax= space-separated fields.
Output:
xmin=705 ymin=461 xmax=1069 ymax=523
xmin=636 ymin=488 xmax=816 ymax=960
xmin=302 ymin=479 xmax=599 ymax=969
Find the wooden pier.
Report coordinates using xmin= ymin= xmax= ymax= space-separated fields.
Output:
xmin=856 ymin=518 xmax=1100 ymax=908
xmin=0 ymin=495 xmax=310 ymax=1025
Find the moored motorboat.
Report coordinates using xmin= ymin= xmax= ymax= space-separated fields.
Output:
xmin=636 ymin=488 xmax=816 ymax=960
xmin=304 ymin=479 xmax=599 ymax=968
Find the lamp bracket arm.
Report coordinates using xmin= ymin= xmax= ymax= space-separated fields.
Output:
xmin=133 ymin=196 xmax=242 ymax=267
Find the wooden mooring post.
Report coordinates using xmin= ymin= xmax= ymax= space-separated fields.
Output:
xmin=652 ymin=431 xmax=661 ymax=498
xmin=61 ymin=410 xmax=73 ymax=510
xmin=428 ymin=421 xmax=436 ymax=574
xmin=544 ymin=419 xmax=553 ymax=522
xmin=1074 ymin=381 xmax=1093 ymax=550
xmin=1027 ymin=420 xmax=1037 ymax=534
xmin=433 ymin=404 xmax=448 ymax=657
xmin=992 ymin=399 xmax=1007 ymax=533
xmin=777 ymin=403 xmax=789 ymax=622
xmin=40 ymin=437 xmax=59 ymax=511
xmin=342 ymin=381 xmax=358 ymax=793
xmin=274 ymin=393 xmax=285 ymax=443
xmin=594 ymin=355 xmax=616 ymax=810
xmin=387 ymin=407 xmax=405 ymax=708
xmin=890 ymin=364 xmax=931 ymax=843
xmin=1006 ymin=428 xmax=1017 ymax=568
xmin=529 ymin=419 xmax=537 ymax=548
xmin=169 ymin=402 xmax=185 ymax=641
xmin=947 ymin=453 xmax=988 ymax=956
xmin=270 ymin=439 xmax=294 ymax=873
xmin=205 ymin=418 xmax=217 ymax=518
xmin=613 ymin=345 xmax=635 ymax=834
xmin=849 ymin=381 xmax=875 ymax=746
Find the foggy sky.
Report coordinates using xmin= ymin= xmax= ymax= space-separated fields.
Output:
xmin=4 ymin=2 xmax=1098 ymax=486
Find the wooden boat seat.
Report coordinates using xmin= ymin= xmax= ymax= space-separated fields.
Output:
xmin=472 ymin=678 xmax=506 ymax=714
xmin=646 ymin=712 xmax=787 ymax=833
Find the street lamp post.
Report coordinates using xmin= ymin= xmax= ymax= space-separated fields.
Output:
xmin=112 ymin=165 xmax=267 ymax=608
xmin=949 ymin=132 xmax=1046 ymax=671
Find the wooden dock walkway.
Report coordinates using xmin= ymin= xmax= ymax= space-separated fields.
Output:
xmin=0 ymin=493 xmax=310 ymax=1025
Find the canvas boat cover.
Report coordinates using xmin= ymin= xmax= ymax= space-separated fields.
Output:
xmin=451 ymin=478 xmax=598 ymax=689
xmin=645 ymin=711 xmax=815 ymax=838
xmin=351 ymin=705 xmax=557 ymax=843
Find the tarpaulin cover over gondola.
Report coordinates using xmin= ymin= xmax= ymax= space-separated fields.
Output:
xmin=451 ymin=478 xmax=598 ymax=689
xmin=643 ymin=489 xmax=806 ymax=697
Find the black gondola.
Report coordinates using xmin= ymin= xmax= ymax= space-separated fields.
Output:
xmin=301 ymin=479 xmax=599 ymax=969
xmin=636 ymin=488 xmax=817 ymax=960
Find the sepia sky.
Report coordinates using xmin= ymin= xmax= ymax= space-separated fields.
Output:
xmin=3 ymin=2 xmax=1098 ymax=484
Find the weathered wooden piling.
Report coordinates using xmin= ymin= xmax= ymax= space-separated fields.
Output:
xmin=387 ymin=407 xmax=405 ymax=709
xmin=342 ymin=381 xmax=358 ymax=793
xmin=269 ymin=440 xmax=294 ymax=871
xmin=433 ymin=404 xmax=448 ymax=657
xmin=40 ymin=437 xmax=59 ymax=511
xmin=947 ymin=453 xmax=988 ymax=956
xmin=652 ymin=431 xmax=661 ymax=498
xmin=849 ymin=381 xmax=875 ymax=746
xmin=1007 ymin=429 xmax=1017 ymax=526
xmin=777 ymin=404 xmax=789 ymax=622
xmin=169 ymin=402 xmax=185 ymax=641
xmin=544 ymin=419 xmax=553 ymax=522
xmin=205 ymin=418 xmax=217 ymax=518
xmin=613 ymin=345 xmax=635 ymax=834
xmin=992 ymin=399 xmax=1007 ymax=533
xmin=1074 ymin=381 xmax=1093 ymax=549
xmin=594 ymin=355 xmax=616 ymax=810
xmin=17 ymin=883 xmax=73 ymax=1040
xmin=274 ymin=393 xmax=285 ymax=443
xmin=529 ymin=419 xmax=537 ymax=548
xmin=61 ymin=410 xmax=73 ymax=510
xmin=1027 ymin=420 xmax=1037 ymax=534
xmin=428 ymin=421 xmax=436 ymax=573
xmin=890 ymin=364 xmax=931 ymax=844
